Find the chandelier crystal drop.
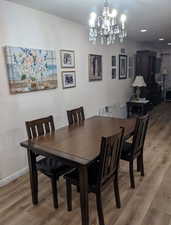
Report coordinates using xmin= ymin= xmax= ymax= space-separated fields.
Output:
xmin=88 ymin=0 xmax=127 ymax=45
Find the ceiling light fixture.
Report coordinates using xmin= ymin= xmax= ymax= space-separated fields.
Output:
xmin=140 ymin=29 xmax=147 ymax=33
xmin=168 ymin=43 xmax=171 ymax=46
xmin=88 ymin=0 xmax=127 ymax=45
xmin=159 ymin=38 xmax=164 ymax=41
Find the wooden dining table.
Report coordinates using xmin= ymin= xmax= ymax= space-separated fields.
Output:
xmin=20 ymin=116 xmax=136 ymax=225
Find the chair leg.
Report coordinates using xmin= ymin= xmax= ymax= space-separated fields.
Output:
xmin=129 ymin=161 xmax=135 ymax=189
xmin=66 ymin=178 xmax=72 ymax=211
xmin=96 ymin=191 xmax=105 ymax=225
xmin=51 ymin=176 xmax=58 ymax=209
xmin=140 ymin=154 xmax=144 ymax=176
xmin=137 ymin=156 xmax=141 ymax=172
xmin=113 ymin=175 xmax=121 ymax=208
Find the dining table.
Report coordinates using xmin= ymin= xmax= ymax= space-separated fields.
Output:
xmin=20 ymin=115 xmax=136 ymax=225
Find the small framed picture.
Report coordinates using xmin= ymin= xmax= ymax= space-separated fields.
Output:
xmin=121 ymin=48 xmax=126 ymax=54
xmin=112 ymin=56 xmax=116 ymax=67
xmin=62 ymin=71 xmax=76 ymax=89
xmin=89 ymin=54 xmax=102 ymax=81
xmin=112 ymin=68 xmax=116 ymax=79
xmin=128 ymin=56 xmax=134 ymax=79
xmin=60 ymin=50 xmax=75 ymax=68
xmin=119 ymin=54 xmax=127 ymax=80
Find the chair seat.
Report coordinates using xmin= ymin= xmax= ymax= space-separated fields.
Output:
xmin=64 ymin=162 xmax=99 ymax=191
xmin=37 ymin=157 xmax=71 ymax=177
xmin=121 ymin=142 xmax=133 ymax=161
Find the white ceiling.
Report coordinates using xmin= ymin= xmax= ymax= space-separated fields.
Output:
xmin=6 ymin=0 xmax=171 ymax=48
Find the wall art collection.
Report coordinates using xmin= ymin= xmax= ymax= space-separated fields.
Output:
xmin=4 ymin=45 xmax=130 ymax=94
xmin=60 ymin=50 xmax=76 ymax=89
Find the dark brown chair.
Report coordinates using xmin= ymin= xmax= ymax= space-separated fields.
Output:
xmin=25 ymin=115 xmax=71 ymax=209
xmin=67 ymin=106 xmax=85 ymax=125
xmin=64 ymin=128 xmax=124 ymax=225
xmin=121 ymin=114 xmax=149 ymax=188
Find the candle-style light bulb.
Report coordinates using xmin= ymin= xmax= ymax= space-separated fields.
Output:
xmin=111 ymin=9 xmax=117 ymax=18
xmin=120 ymin=14 xmax=126 ymax=29
xmin=90 ymin=12 xmax=97 ymax=20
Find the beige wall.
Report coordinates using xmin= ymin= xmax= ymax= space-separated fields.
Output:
xmin=0 ymin=0 xmax=145 ymax=182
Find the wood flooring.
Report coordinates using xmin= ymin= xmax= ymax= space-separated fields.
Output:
xmin=1 ymin=103 xmax=171 ymax=225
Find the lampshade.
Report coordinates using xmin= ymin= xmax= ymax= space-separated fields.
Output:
xmin=132 ymin=75 xmax=147 ymax=87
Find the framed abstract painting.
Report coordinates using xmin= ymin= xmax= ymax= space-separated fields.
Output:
xmin=4 ymin=46 xmax=58 ymax=94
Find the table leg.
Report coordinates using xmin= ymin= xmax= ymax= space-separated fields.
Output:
xmin=79 ymin=165 xmax=89 ymax=225
xmin=27 ymin=149 xmax=38 ymax=205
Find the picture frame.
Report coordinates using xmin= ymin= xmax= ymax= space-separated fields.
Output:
xmin=60 ymin=50 xmax=75 ymax=68
xmin=62 ymin=71 xmax=76 ymax=89
xmin=4 ymin=46 xmax=58 ymax=94
xmin=121 ymin=48 xmax=126 ymax=54
xmin=112 ymin=56 xmax=116 ymax=67
xmin=112 ymin=55 xmax=117 ymax=79
xmin=128 ymin=55 xmax=134 ymax=79
xmin=119 ymin=54 xmax=127 ymax=80
xmin=89 ymin=54 xmax=102 ymax=81
xmin=112 ymin=68 xmax=117 ymax=79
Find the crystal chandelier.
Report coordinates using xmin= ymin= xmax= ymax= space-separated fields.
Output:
xmin=88 ymin=0 xmax=127 ymax=45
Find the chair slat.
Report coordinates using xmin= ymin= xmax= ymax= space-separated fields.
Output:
xmin=37 ymin=123 xmax=44 ymax=136
xmin=44 ymin=122 xmax=50 ymax=133
xmin=30 ymin=125 xmax=37 ymax=138
xmin=67 ymin=107 xmax=85 ymax=125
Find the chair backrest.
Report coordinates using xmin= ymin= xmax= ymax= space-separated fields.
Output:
xmin=67 ymin=107 xmax=85 ymax=125
xmin=132 ymin=114 xmax=149 ymax=156
xmin=25 ymin=115 xmax=55 ymax=139
xmin=98 ymin=128 xmax=124 ymax=186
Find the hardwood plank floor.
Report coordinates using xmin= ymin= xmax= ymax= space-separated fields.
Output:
xmin=1 ymin=103 xmax=171 ymax=225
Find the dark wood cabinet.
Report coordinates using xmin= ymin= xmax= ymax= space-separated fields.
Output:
xmin=135 ymin=50 xmax=161 ymax=105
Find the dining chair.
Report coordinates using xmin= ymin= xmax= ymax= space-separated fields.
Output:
xmin=64 ymin=128 xmax=124 ymax=225
xmin=25 ymin=115 xmax=71 ymax=209
xmin=67 ymin=106 xmax=85 ymax=125
xmin=121 ymin=114 xmax=149 ymax=188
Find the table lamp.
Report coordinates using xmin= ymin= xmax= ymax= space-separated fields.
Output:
xmin=132 ymin=75 xmax=147 ymax=100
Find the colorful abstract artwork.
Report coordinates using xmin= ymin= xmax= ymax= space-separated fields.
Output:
xmin=5 ymin=46 xmax=58 ymax=94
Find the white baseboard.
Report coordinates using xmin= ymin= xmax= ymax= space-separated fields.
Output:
xmin=0 ymin=167 xmax=28 ymax=187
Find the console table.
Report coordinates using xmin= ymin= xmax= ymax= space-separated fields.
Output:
xmin=127 ymin=100 xmax=150 ymax=118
